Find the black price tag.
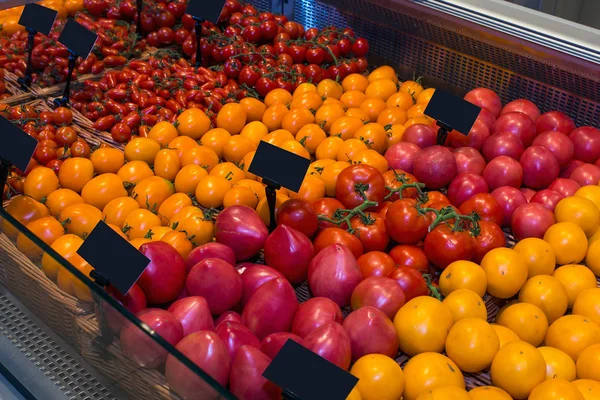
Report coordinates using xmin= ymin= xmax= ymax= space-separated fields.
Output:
xmin=424 ymin=89 xmax=481 ymax=135
xmin=18 ymin=3 xmax=58 ymax=35
xmin=185 ymin=0 xmax=226 ymax=24
xmin=57 ymin=17 xmax=98 ymax=59
xmin=77 ymin=221 xmax=150 ymax=295
xmin=0 ymin=115 xmax=38 ymax=172
xmin=249 ymin=141 xmax=310 ymax=193
xmin=263 ymin=340 xmax=358 ymax=400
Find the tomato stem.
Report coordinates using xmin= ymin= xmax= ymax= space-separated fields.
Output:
xmin=317 ymin=199 xmax=378 ymax=229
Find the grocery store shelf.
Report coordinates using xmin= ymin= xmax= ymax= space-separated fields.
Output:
xmin=0 ymin=284 xmax=123 ymax=400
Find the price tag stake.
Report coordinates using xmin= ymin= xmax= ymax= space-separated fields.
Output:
xmin=424 ymin=89 xmax=482 ymax=145
xmin=185 ymin=0 xmax=226 ymax=68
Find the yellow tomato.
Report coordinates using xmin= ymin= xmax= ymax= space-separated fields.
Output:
xmin=240 ymin=151 xmax=258 ymax=180
xmin=45 ymin=189 xmax=84 ymax=217
xmin=58 ymin=157 xmax=94 ymax=194
xmin=262 ymin=129 xmax=295 ymax=146
xmin=402 ymin=352 xmax=465 ymax=400
xmin=576 ymin=344 xmax=600 ymax=384
xmin=1 ymin=16 xmax=25 ymax=36
xmin=365 ymin=79 xmax=397 ymax=101
xmin=546 ymin=315 xmax=600 ymax=362
xmin=405 ymin=116 xmax=432 ymax=128
xmin=177 ymin=213 xmax=214 ymax=246
xmin=146 ymin=226 xmax=172 ymax=241
xmin=529 ymin=379 xmax=584 ymax=400
xmin=340 ymin=90 xmax=367 ymax=109
xmin=442 ymin=289 xmax=487 ymax=322
xmin=337 ymin=138 xmax=368 ymax=163
xmin=316 ymin=79 xmax=343 ymax=100
xmin=90 ymin=147 xmax=125 ymax=174
xmin=223 ymin=136 xmax=256 ymax=164
xmin=65 ymin=0 xmax=84 ymax=15
xmin=468 ymin=386 xmax=512 ymax=400
xmin=439 ymin=260 xmax=487 ymax=297
xmin=553 ymin=264 xmax=597 ymax=307
xmin=555 ymin=196 xmax=600 ymax=237
xmin=157 ymin=193 xmax=192 ymax=226
xmin=209 ymin=162 xmax=245 ymax=184
xmin=353 ymin=123 xmax=387 ymax=154
xmin=386 ymin=91 xmax=415 ymax=111
xmin=17 ymin=216 xmax=64 ymax=260
xmin=2 ymin=195 xmax=49 ymax=240
xmin=234 ymin=179 xmax=266 ymax=201
xmin=399 ymin=80 xmax=424 ymax=98
xmin=81 ymin=173 xmax=127 ymax=210
xmin=490 ymin=341 xmax=546 ymax=399
xmin=24 ymin=166 xmax=59 ymax=201
xmin=117 ymin=161 xmax=154 ymax=185
xmin=195 ymin=176 xmax=232 ymax=208
xmin=174 ymin=164 xmax=208 ymax=195
xmin=490 ymin=324 xmax=521 ymax=348
xmin=572 ymin=379 xmax=600 ymax=400
xmin=445 ymin=318 xmax=499 ymax=372
xmin=59 ymin=203 xmax=102 ymax=239
xmin=538 ymin=346 xmax=577 ymax=381
xmin=124 ymin=137 xmax=161 ymax=165
xmin=289 ymin=91 xmax=323 ymax=111
xmin=103 ymin=197 xmax=139 ymax=227
xmin=148 ymin=121 xmax=178 ymax=146
xmin=239 ymin=97 xmax=267 ymax=122
xmin=296 ymin=124 xmax=327 ymax=155
xmin=160 ymin=230 xmax=193 ymax=259
xmin=496 ymin=302 xmax=548 ymax=346
xmin=199 ymin=128 xmax=230 ymax=159
xmin=41 ymin=234 xmax=83 ymax=280
xmin=293 ymin=82 xmax=318 ymax=97
xmin=281 ymin=108 xmax=315 ymax=136
xmin=180 ymin=145 xmax=220 ymax=172
xmin=256 ymin=193 xmax=289 ymax=226
xmin=346 ymin=107 xmax=371 ymax=123
xmin=329 ymin=116 xmax=364 ymax=141
xmin=346 ymin=387 xmax=362 ymax=400
xmin=223 ymin=186 xmax=259 ymax=209
xmin=264 ymin=88 xmax=293 ymax=108
xmin=377 ymin=107 xmax=408 ymax=127
xmin=289 ymin=174 xmax=326 ymax=203
xmin=575 ymin=185 xmax=600 ymax=212
xmin=315 ymin=136 xmax=344 ymax=160
xmin=481 ymin=248 xmax=528 ymax=299
xmin=544 ymin=222 xmax=588 ymax=265
xmin=573 ymin=288 xmax=600 ymax=326
xmin=359 ymin=97 xmax=387 ymax=122
xmin=321 ymin=161 xmax=351 ymax=196
xmin=131 ymin=176 xmax=174 ymax=211
xmin=354 ymin=149 xmax=388 ymax=174
xmin=589 ymin=226 xmax=600 ymax=245
xmin=342 ymin=73 xmax=370 ymax=92
xmin=416 ymin=386 xmax=470 ymax=400
xmin=123 ymin=209 xmax=162 ymax=240
xmin=585 ymin=240 xmax=600 ymax=276
xmin=240 ymin=121 xmax=269 ymax=145
xmin=129 ymin=238 xmax=151 ymax=249
xmin=368 ymin=66 xmax=398 ymax=84
xmin=350 ymin=354 xmax=404 ymax=400
xmin=513 ymin=237 xmax=556 ymax=277
xmin=407 ymin=103 xmax=428 ymax=119
xmin=308 ymin=159 xmax=336 ymax=177
xmin=518 ymin=275 xmax=568 ymax=324
xmin=386 ymin=124 xmax=406 ymax=148
xmin=57 ymin=255 xmax=94 ymax=301
xmin=154 ymin=149 xmax=181 ymax=182
xmin=315 ymin=103 xmax=346 ymax=133
xmin=393 ymin=296 xmax=453 ymax=356
xmin=417 ymin=88 xmax=436 ymax=105
xmin=279 ymin=140 xmax=310 ymax=159
xmin=216 ymin=103 xmax=247 ymax=134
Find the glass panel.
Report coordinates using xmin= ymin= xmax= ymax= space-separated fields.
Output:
xmin=501 ymin=0 xmax=600 ymax=30
xmin=0 ymin=200 xmax=233 ymax=400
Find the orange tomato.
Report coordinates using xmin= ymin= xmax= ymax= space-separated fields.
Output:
xmin=234 ymin=179 xmax=266 ymax=201
xmin=200 ymin=128 xmax=231 ymax=159
xmin=281 ymin=108 xmax=315 ymax=135
xmin=157 ymin=193 xmax=192 ymax=226
xmin=117 ymin=161 xmax=154 ymax=185
xmin=513 ymin=237 xmax=556 ymax=277
xmin=354 ymin=123 xmax=387 ymax=154
xmin=239 ymin=97 xmax=267 ymax=122
xmin=154 ymin=149 xmax=181 ymax=181
xmin=279 ymin=140 xmax=310 ymax=159
xmin=308 ymin=159 xmax=336 ymax=177
xmin=180 ymin=145 xmax=220 ymax=172
xmin=90 ymin=147 xmax=125 ymax=174
xmin=315 ymin=103 xmax=346 ymax=133
xmin=148 ymin=121 xmax=179 ymax=146
xmin=481 ymin=248 xmax=528 ymax=299
xmin=264 ymin=88 xmax=293 ymax=107
xmin=405 ymin=116 xmax=432 ymax=128
xmin=545 ymin=315 xmax=600 ymax=362
xmin=340 ymin=90 xmax=367 ymax=109
xmin=176 ymin=108 xmax=211 ymax=139
xmin=544 ymin=222 xmax=588 ymax=265
xmin=195 ymin=176 xmax=232 ymax=208
xmin=377 ymin=108 xmax=408 ymax=126
xmin=177 ymin=213 xmax=214 ymax=246
xmin=337 ymin=138 xmax=368 ymax=162
xmin=573 ymin=288 xmax=600 ymax=326
xmin=490 ymin=341 xmax=546 ymax=399
xmin=365 ymin=79 xmax=397 ymax=101
xmin=402 ymin=352 xmax=465 ymax=400
xmin=1 ymin=16 xmax=25 ymax=36
xmin=529 ymin=379 xmax=585 ymax=400
xmin=160 ymin=230 xmax=193 ymax=259
xmin=321 ymin=161 xmax=351 ymax=196
xmin=399 ymin=80 xmax=424 ymax=98
xmin=262 ymin=129 xmax=295 ymax=146
xmin=417 ymin=88 xmax=436 ymax=105
xmin=439 ymin=260 xmax=487 ymax=297
xmin=491 ymin=324 xmax=520 ymax=348
xmin=57 ymin=252 xmax=94 ymax=301
xmin=41 ymin=234 xmax=83 ymax=280
xmin=262 ymin=104 xmax=289 ymax=131
xmin=359 ymin=97 xmax=387 ymax=122
xmin=293 ymin=82 xmax=317 ymax=97
xmin=585 ymin=240 xmax=600 ymax=276
xmin=295 ymin=124 xmax=327 ymax=155
xmin=537 ymin=346 xmax=577 ymax=381
xmin=170 ymin=206 xmax=203 ymax=230
xmin=216 ymin=103 xmax=247 ymax=134
xmin=317 ymin=79 xmax=344 ymax=99
xmin=445 ymin=318 xmax=499 ymax=372
xmin=442 ymin=289 xmax=487 ymax=322
xmin=64 ymin=0 xmax=84 ymax=15
xmin=257 ymin=193 xmax=289 ymax=226
xmin=350 ymin=354 xmax=404 ymax=400
xmin=124 ymin=137 xmax=161 ymax=165
xmin=354 ymin=149 xmax=388 ymax=174
xmin=496 ymin=303 xmax=549 ymax=346
xmin=240 ymin=121 xmax=269 ymax=145
xmin=59 ymin=203 xmax=103 ymax=238
xmin=24 ymin=166 xmax=59 ymax=201
xmin=572 ymin=379 xmax=600 ymax=400
xmin=81 ymin=173 xmax=128 ymax=210
xmin=518 ymin=275 xmax=568 ymax=324
xmin=123 ymin=209 xmax=162 ymax=239
xmin=553 ymin=264 xmax=597 ymax=307
xmin=316 ymin=136 xmax=344 ymax=160
xmin=209 ymin=162 xmax=245 ymax=184
xmin=102 ymin=197 xmax=140 ymax=227
xmin=45 ymin=189 xmax=84 ymax=217
xmin=17 ymin=216 xmax=64 ymax=260
xmin=346 ymin=107 xmax=371 ymax=123
xmin=108 ymin=223 xmax=128 ymax=240
xmin=240 ymin=151 xmax=258 ymax=180
xmin=342 ymin=73 xmax=370 ymax=92
xmin=131 ymin=176 xmax=175 ymax=210
xmin=386 ymin=91 xmax=415 ymax=110
xmin=329 ymin=116 xmax=367 ymax=141
xmin=223 ymin=135 xmax=257 ymax=164
xmin=407 ymin=103 xmax=428 ymax=119
xmin=368 ymin=66 xmax=398 ymax=83
xmin=57 ymin=158 xmax=93 ymax=194
xmin=145 ymin=225 xmax=172 ymax=241
xmin=577 ymin=343 xmax=600 ymax=382
xmin=129 ymin=238 xmax=151 ymax=249
xmin=169 ymin=136 xmax=199 ymax=159
xmin=289 ymin=175 xmax=326 ymax=203
xmin=2 ymin=195 xmax=48 ymax=239
xmin=223 ymin=186 xmax=259 ymax=208
xmin=174 ymin=164 xmax=208 ymax=194
xmin=289 ymin=91 xmax=323 ymax=111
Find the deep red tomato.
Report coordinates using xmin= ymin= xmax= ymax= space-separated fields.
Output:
xmin=70 ymin=140 xmax=90 ymax=158
xmin=55 ymin=126 xmax=78 ymax=146
xmin=336 ymin=164 xmax=385 ymax=209
xmin=313 ymin=227 xmax=364 ymax=259
xmin=46 ymin=159 xmax=63 ymax=175
xmin=376 ymin=201 xmax=392 ymax=221
xmin=53 ymin=107 xmax=73 ymax=125
xmin=276 ymin=199 xmax=319 ymax=238
xmin=312 ymin=198 xmax=346 ymax=231
xmin=357 ymin=251 xmax=396 ymax=278
xmin=471 ymin=220 xmax=506 ymax=264
xmin=383 ymin=170 xmax=419 ymax=201
xmin=423 ymin=225 xmax=474 ymax=270
xmin=459 ymin=193 xmax=504 ymax=226
xmin=389 ymin=244 xmax=429 ymax=271
xmin=352 ymin=38 xmax=369 ymax=57
xmin=34 ymin=146 xmax=57 ymax=165
xmin=156 ymin=10 xmax=175 ymax=27
xmin=304 ymin=64 xmax=323 ymax=83
xmin=385 ymin=198 xmax=428 ymax=244
xmin=255 ymin=77 xmax=277 ymax=98
xmin=110 ymin=122 xmax=132 ymax=143
xmin=388 ymin=266 xmax=428 ymax=301
xmin=349 ymin=212 xmax=389 ymax=252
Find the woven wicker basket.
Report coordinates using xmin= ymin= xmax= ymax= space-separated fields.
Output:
xmin=0 ymin=69 xmax=36 ymax=105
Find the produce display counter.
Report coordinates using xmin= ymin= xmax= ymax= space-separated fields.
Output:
xmin=0 ymin=0 xmax=599 ymax=399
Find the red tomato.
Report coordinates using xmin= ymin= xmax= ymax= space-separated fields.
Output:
xmin=459 ymin=193 xmax=503 ymax=226
xmin=336 ymin=164 xmax=385 ymax=209
xmin=388 ymin=267 xmax=428 ymax=301
xmin=471 ymin=220 xmax=506 ymax=264
xmin=313 ymin=227 xmax=364 ymax=258
xmin=423 ymin=225 xmax=474 ymax=270
xmin=357 ymin=251 xmax=396 ymax=278
xmin=383 ymin=170 xmax=419 ymax=201
xmin=389 ymin=245 xmax=429 ymax=271
xmin=276 ymin=199 xmax=319 ymax=238
xmin=349 ymin=212 xmax=389 ymax=252
xmin=385 ymin=198 xmax=428 ymax=244
xmin=312 ymin=198 xmax=346 ymax=230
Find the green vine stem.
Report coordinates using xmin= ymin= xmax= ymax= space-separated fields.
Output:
xmin=317 ymin=199 xmax=378 ymax=232
xmin=416 ymin=203 xmax=481 ymax=236
xmin=384 ymin=170 xmax=427 ymax=201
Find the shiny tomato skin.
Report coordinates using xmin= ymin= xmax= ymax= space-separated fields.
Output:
xmin=385 ymin=198 xmax=428 ymax=244
xmin=471 ymin=220 xmax=506 ymax=264
xmin=335 ymin=164 xmax=385 ymax=209
xmin=276 ymin=199 xmax=319 ymax=238
xmin=388 ymin=266 xmax=428 ymax=301
xmin=312 ymin=198 xmax=346 ymax=231
xmin=349 ymin=212 xmax=389 ymax=252
xmin=389 ymin=245 xmax=429 ymax=271
xmin=459 ymin=193 xmax=504 ymax=226
xmin=357 ymin=251 xmax=396 ymax=278
xmin=313 ymin=227 xmax=364 ymax=258
xmin=424 ymin=225 xmax=474 ymax=270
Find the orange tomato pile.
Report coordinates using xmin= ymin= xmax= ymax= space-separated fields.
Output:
xmin=0 ymin=0 xmax=83 ymax=36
